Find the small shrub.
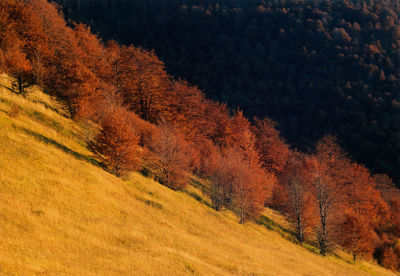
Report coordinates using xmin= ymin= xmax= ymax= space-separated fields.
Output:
xmin=8 ymin=103 xmax=20 ymax=118
xmin=191 ymin=192 xmax=203 ymax=202
xmin=144 ymin=199 xmax=163 ymax=209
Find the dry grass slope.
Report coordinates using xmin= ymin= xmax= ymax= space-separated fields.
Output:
xmin=0 ymin=74 xmax=396 ymax=275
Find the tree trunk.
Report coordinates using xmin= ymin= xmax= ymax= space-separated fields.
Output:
xmin=297 ymin=216 xmax=304 ymax=244
xmin=18 ymin=74 xmax=23 ymax=95
xmin=239 ymin=208 xmax=245 ymax=224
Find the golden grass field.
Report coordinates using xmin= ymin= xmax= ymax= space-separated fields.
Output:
xmin=0 ymin=74 xmax=397 ymax=275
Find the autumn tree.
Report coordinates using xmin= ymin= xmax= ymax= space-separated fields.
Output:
xmin=227 ymin=110 xmax=253 ymax=153
xmin=375 ymin=243 xmax=400 ymax=271
xmin=279 ymin=152 xmax=313 ymax=244
xmin=204 ymin=101 xmax=231 ymax=147
xmin=165 ymin=80 xmax=210 ymax=142
xmin=307 ymin=156 xmax=337 ymax=255
xmin=197 ymin=139 xmax=220 ymax=177
xmin=124 ymin=47 xmax=170 ymax=121
xmin=105 ymin=43 xmax=170 ymax=122
xmin=0 ymin=0 xmax=19 ymax=71
xmin=88 ymin=107 xmax=141 ymax=177
xmin=0 ymin=0 xmax=34 ymax=94
xmin=374 ymin=174 xmax=400 ymax=230
xmin=206 ymin=110 xmax=274 ymax=223
xmin=226 ymin=111 xmax=263 ymax=166
xmin=150 ymin=121 xmax=190 ymax=190
xmin=307 ymin=136 xmax=348 ymax=255
xmin=13 ymin=0 xmax=49 ymax=87
xmin=73 ymin=23 xmax=107 ymax=78
xmin=26 ymin=0 xmax=92 ymax=114
xmin=71 ymin=23 xmax=107 ymax=117
xmin=5 ymin=44 xmax=34 ymax=95
xmin=205 ymin=140 xmax=273 ymax=222
xmin=339 ymin=213 xmax=377 ymax=261
xmin=338 ymin=163 xmax=387 ymax=261
xmin=208 ymin=148 xmax=231 ymax=211
xmin=212 ymin=145 xmax=272 ymax=223
xmin=228 ymin=147 xmax=272 ymax=224
xmin=373 ymin=174 xmax=400 ymax=270
xmin=252 ymin=117 xmax=289 ymax=175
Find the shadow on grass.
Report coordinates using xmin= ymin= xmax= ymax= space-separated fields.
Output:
xmin=0 ymin=96 xmax=13 ymax=106
xmin=303 ymin=243 xmax=320 ymax=255
xmin=134 ymin=195 xmax=163 ymax=210
xmin=189 ymin=177 xmax=211 ymax=196
xmin=139 ymin=167 xmax=153 ymax=178
xmin=17 ymin=126 xmax=101 ymax=167
xmin=1 ymin=82 xmax=69 ymax=117
xmin=30 ymin=98 xmax=67 ymax=117
xmin=0 ymin=83 xmax=17 ymax=94
xmin=257 ymin=215 xmax=296 ymax=237
xmin=332 ymin=252 xmax=353 ymax=264
xmin=257 ymin=215 xmax=324 ymax=255
xmin=181 ymin=188 xmax=213 ymax=208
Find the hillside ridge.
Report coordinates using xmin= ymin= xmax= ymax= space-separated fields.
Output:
xmin=0 ymin=74 xmax=395 ymax=275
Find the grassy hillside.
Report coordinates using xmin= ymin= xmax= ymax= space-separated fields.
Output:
xmin=0 ymin=74 xmax=395 ymax=275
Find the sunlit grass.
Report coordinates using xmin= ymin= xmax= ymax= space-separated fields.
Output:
xmin=0 ymin=74 xmax=396 ymax=275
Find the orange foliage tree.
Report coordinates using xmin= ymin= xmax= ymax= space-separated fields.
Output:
xmin=88 ymin=107 xmax=141 ymax=177
xmin=252 ymin=117 xmax=289 ymax=175
xmin=307 ymin=135 xmax=348 ymax=255
xmin=5 ymin=44 xmax=33 ymax=95
xmin=339 ymin=214 xmax=377 ymax=261
xmin=71 ymin=23 xmax=107 ymax=117
xmin=377 ymin=245 xmax=400 ymax=271
xmin=165 ymin=80 xmax=210 ymax=141
xmin=307 ymin=156 xmax=338 ymax=255
xmin=28 ymin=1 xmax=83 ymax=106
xmin=105 ymin=43 xmax=170 ymax=121
xmin=229 ymin=147 xmax=272 ymax=224
xmin=375 ymin=174 xmax=400 ymax=231
xmin=374 ymin=174 xmax=400 ymax=270
xmin=338 ymin=163 xmax=387 ymax=260
xmin=0 ymin=0 xmax=20 ymax=71
xmin=150 ymin=121 xmax=190 ymax=190
xmin=205 ymin=110 xmax=275 ymax=223
xmin=279 ymin=152 xmax=314 ymax=244
xmin=0 ymin=0 xmax=34 ymax=94
xmin=209 ymin=145 xmax=272 ymax=223
xmin=208 ymin=148 xmax=232 ymax=211
xmin=204 ymin=101 xmax=232 ymax=147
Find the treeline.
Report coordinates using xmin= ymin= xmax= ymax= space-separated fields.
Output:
xmin=0 ymin=0 xmax=399 ymax=271
xmin=57 ymin=0 xmax=400 ymax=186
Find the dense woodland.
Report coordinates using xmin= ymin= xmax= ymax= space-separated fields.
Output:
xmin=57 ymin=0 xmax=400 ymax=186
xmin=1 ymin=0 xmax=400 ymax=271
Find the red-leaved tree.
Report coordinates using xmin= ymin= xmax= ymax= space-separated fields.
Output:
xmin=89 ymin=107 xmax=141 ymax=177
xmin=252 ymin=117 xmax=289 ymax=175
xmin=279 ymin=151 xmax=314 ymax=244
xmin=150 ymin=121 xmax=190 ymax=190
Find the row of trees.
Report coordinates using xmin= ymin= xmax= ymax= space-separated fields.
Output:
xmin=0 ymin=0 xmax=399 ymax=271
xmin=58 ymin=0 xmax=400 ymax=187
xmin=275 ymin=137 xmax=385 ymax=259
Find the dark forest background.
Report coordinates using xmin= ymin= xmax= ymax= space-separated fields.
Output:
xmin=56 ymin=0 xmax=400 ymax=186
